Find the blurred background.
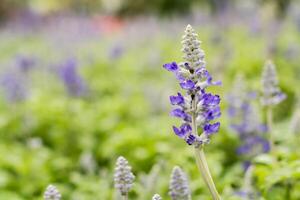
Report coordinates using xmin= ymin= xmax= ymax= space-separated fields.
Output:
xmin=0 ymin=0 xmax=300 ymax=199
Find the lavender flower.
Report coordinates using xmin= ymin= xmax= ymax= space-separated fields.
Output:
xmin=261 ymin=60 xmax=286 ymax=106
xmin=59 ymin=59 xmax=87 ymax=97
xmin=227 ymin=74 xmax=269 ymax=159
xmin=152 ymin=194 xmax=162 ymax=200
xmin=114 ymin=156 xmax=135 ymax=197
xmin=169 ymin=166 xmax=191 ymax=200
xmin=44 ymin=185 xmax=61 ymax=200
xmin=163 ymin=24 xmax=221 ymax=147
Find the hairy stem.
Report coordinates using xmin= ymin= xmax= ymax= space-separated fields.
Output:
xmin=191 ymin=96 xmax=221 ymax=200
xmin=267 ymin=106 xmax=274 ymax=151
xmin=194 ymin=148 xmax=221 ymax=200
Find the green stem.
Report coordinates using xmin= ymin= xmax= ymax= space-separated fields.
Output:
xmin=267 ymin=106 xmax=274 ymax=151
xmin=194 ymin=147 xmax=221 ymax=200
xmin=191 ymin=96 xmax=221 ymax=200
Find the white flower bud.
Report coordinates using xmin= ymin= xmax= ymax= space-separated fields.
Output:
xmin=181 ymin=25 xmax=206 ymax=69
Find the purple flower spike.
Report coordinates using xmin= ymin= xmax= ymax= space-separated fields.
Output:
xmin=204 ymin=122 xmax=220 ymax=136
xmin=170 ymin=93 xmax=185 ymax=105
xmin=163 ymin=25 xmax=221 ymax=147
xmin=180 ymin=80 xmax=195 ymax=90
xmin=163 ymin=62 xmax=178 ymax=72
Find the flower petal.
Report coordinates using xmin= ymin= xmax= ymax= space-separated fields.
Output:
xmin=180 ymin=80 xmax=195 ymax=90
xmin=163 ymin=62 xmax=178 ymax=72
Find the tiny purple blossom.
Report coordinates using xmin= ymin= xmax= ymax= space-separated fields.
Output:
xmin=180 ymin=80 xmax=195 ymax=90
xmin=173 ymin=126 xmax=185 ymax=138
xmin=204 ymin=107 xmax=221 ymax=121
xmin=170 ymin=108 xmax=191 ymax=122
xmin=170 ymin=93 xmax=185 ymax=105
xmin=204 ymin=122 xmax=220 ymax=136
xmin=172 ymin=123 xmax=192 ymax=138
xmin=181 ymin=123 xmax=192 ymax=133
xmin=163 ymin=62 xmax=178 ymax=72
xmin=202 ymin=93 xmax=220 ymax=106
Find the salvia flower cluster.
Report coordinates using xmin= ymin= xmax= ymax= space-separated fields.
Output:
xmin=227 ymin=74 xmax=269 ymax=159
xmin=44 ymin=185 xmax=61 ymax=200
xmin=163 ymin=25 xmax=221 ymax=146
xmin=261 ymin=60 xmax=286 ymax=106
xmin=114 ymin=156 xmax=135 ymax=197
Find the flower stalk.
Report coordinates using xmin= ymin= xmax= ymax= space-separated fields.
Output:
xmin=194 ymin=147 xmax=221 ymax=200
xmin=163 ymin=24 xmax=222 ymax=199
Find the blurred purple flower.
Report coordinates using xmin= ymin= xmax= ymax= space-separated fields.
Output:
xmin=0 ymin=72 xmax=28 ymax=102
xmin=15 ymin=55 xmax=36 ymax=72
xmin=227 ymin=74 xmax=270 ymax=158
xmin=59 ymin=59 xmax=87 ymax=97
